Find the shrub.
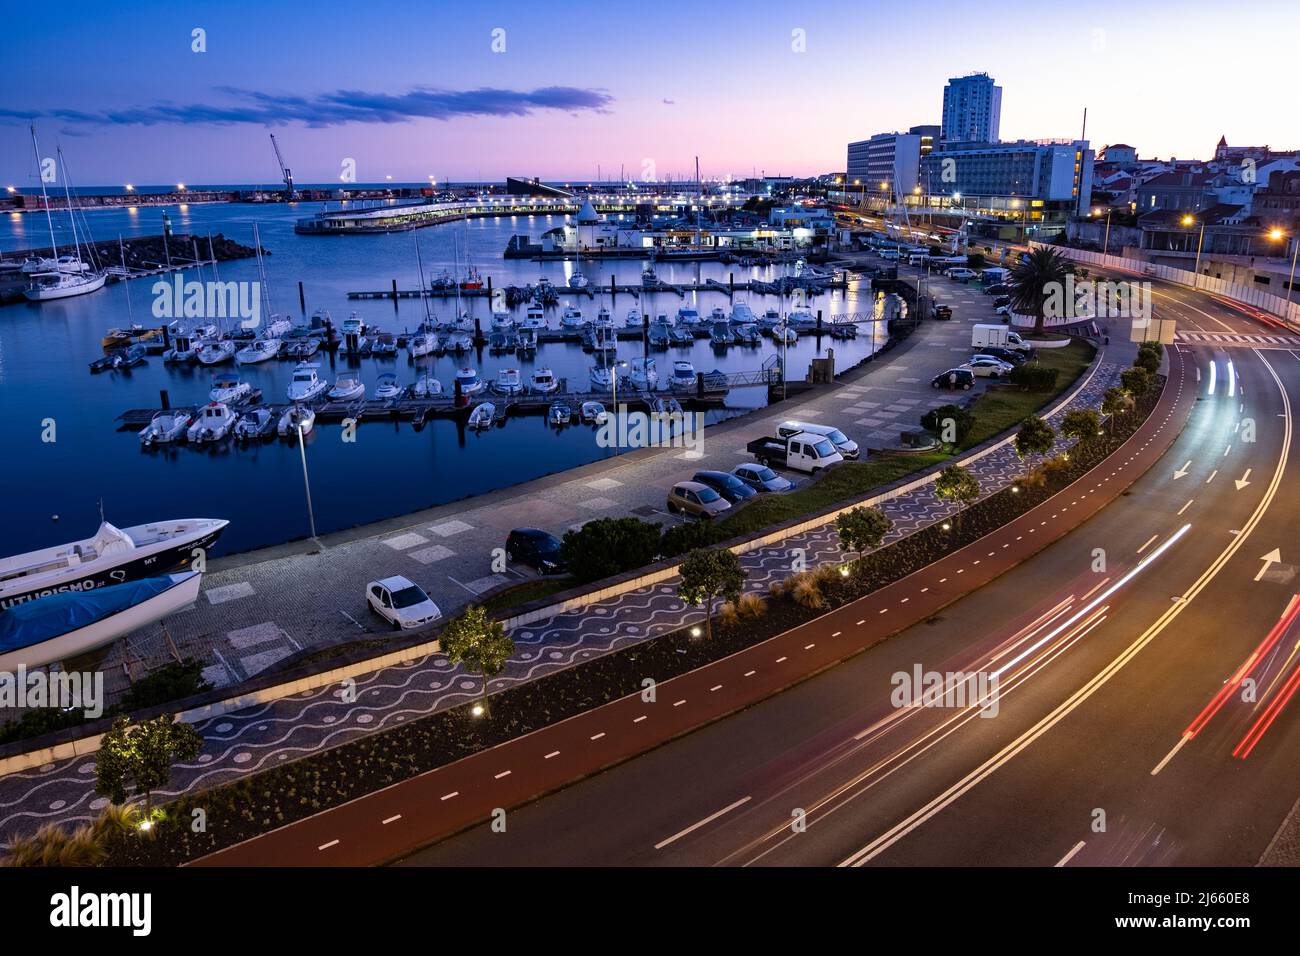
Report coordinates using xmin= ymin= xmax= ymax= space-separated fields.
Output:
xmin=790 ymin=574 xmax=825 ymax=609
xmin=1120 ymin=366 xmax=1151 ymax=398
xmin=1008 ymin=364 xmax=1060 ymax=391
xmin=1015 ymin=415 xmax=1056 ymax=462
xmin=660 ymin=519 xmax=724 ymax=558
xmin=1060 ymin=408 xmax=1101 ymax=443
xmin=920 ymin=404 xmax=973 ymax=445
xmin=735 ymin=592 xmax=767 ymax=621
xmin=1133 ymin=348 xmax=1160 ymax=374
xmin=560 ymin=517 xmax=662 ymax=583
xmin=117 ymin=659 xmax=212 ymax=713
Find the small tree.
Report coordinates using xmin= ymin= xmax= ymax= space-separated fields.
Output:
xmin=677 ymin=547 xmax=746 ymax=640
xmin=1120 ymin=366 xmax=1151 ymax=399
xmin=1059 ymin=408 xmax=1101 ymax=444
xmin=440 ymin=604 xmax=515 ymax=714
xmin=834 ymin=506 xmax=894 ymax=570
xmin=934 ymin=465 xmax=980 ymax=529
xmin=560 ymin=517 xmax=662 ymax=583
xmin=921 ymin=404 xmax=974 ymax=446
xmin=1133 ymin=345 xmax=1161 ymax=375
xmin=1014 ymin=415 xmax=1057 ymax=473
xmin=1101 ymin=386 xmax=1131 ymax=433
xmin=95 ymin=716 xmax=203 ymax=815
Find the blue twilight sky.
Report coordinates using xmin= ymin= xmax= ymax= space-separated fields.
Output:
xmin=1 ymin=0 xmax=1296 ymax=187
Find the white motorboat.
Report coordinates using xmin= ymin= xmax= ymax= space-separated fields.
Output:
xmin=596 ymin=306 xmax=611 ymax=324
xmin=529 ymin=367 xmax=559 ymax=394
xmin=328 ymin=376 xmax=365 ymax=401
xmin=730 ymin=301 xmax=757 ymax=325
xmin=375 ymin=372 xmax=402 ymax=400
xmin=278 ymin=404 xmax=316 ymax=437
xmin=209 ymin=376 xmax=251 ymax=404
xmin=760 ymin=308 xmax=781 ymax=329
xmin=774 ymin=325 xmax=798 ymax=344
xmin=581 ymin=401 xmax=608 ymax=425
xmin=139 ymin=410 xmax=192 ymax=447
xmin=341 ymin=312 xmax=367 ymax=338
xmin=625 ymin=308 xmax=643 ymax=329
xmin=24 ymin=270 xmax=107 ymax=301
xmin=522 ymin=305 xmax=546 ymax=330
xmin=652 ymin=395 xmax=684 ymax=416
xmin=236 ymin=338 xmax=281 ymax=364
xmin=22 ymin=254 xmax=89 ymax=275
xmin=468 ymin=402 xmax=496 ymax=430
xmin=0 ymin=518 xmax=227 ymax=612
xmin=0 ymin=572 xmax=204 ymax=671
xmin=710 ymin=322 xmax=735 ymax=346
xmin=445 ymin=331 xmax=473 ymax=353
xmin=287 ymin=362 xmax=328 ymax=402
xmin=196 ymin=340 xmax=237 ymax=366
xmin=589 ymin=365 xmax=614 ymax=391
xmin=454 ymin=367 xmax=486 ymax=397
xmin=233 ymin=407 xmax=275 ymax=441
xmin=263 ymin=317 xmax=293 ymax=339
xmin=568 ymin=272 xmax=589 ymax=290
xmin=708 ymin=307 xmax=728 ymax=325
xmin=494 ymin=368 xmax=523 ymax=395
xmin=413 ymin=374 xmax=443 ymax=398
xmin=491 ymin=308 xmax=514 ymax=331
xmin=163 ymin=329 xmax=199 ymax=364
xmin=677 ymin=306 xmax=702 ymax=327
xmin=590 ymin=323 xmax=617 ymax=354
xmin=515 ymin=328 xmax=538 ymax=353
xmin=548 ymin=401 xmax=572 ymax=426
xmin=187 ymin=402 xmax=237 ymax=443
xmin=408 ymin=332 xmax=437 ymax=359
xmin=560 ymin=306 xmax=584 ymax=328
xmin=286 ymin=338 xmax=321 ymax=360
xmin=627 ymin=357 xmax=659 ymax=391
xmin=669 ymin=360 xmax=697 ymax=393
xmin=787 ymin=310 xmax=817 ymax=330
xmin=736 ymin=323 xmax=762 ymax=345
xmin=647 ymin=320 xmax=671 ymax=348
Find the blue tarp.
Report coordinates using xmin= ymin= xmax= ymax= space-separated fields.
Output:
xmin=0 ymin=576 xmax=180 ymax=653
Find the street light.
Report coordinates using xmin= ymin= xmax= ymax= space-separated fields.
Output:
xmin=1182 ymin=214 xmax=1206 ymax=279
xmin=297 ymin=422 xmax=318 ymax=542
xmin=1093 ymin=206 xmax=1113 ymax=256
xmin=1268 ymin=227 xmax=1299 ymax=310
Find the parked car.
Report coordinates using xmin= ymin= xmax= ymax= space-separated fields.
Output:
xmin=506 ymin=528 xmax=568 ymax=574
xmin=667 ymin=481 xmax=732 ymax=519
xmin=366 ymin=575 xmax=443 ymax=631
xmin=775 ymin=420 xmax=860 ymax=459
xmin=933 ymin=304 xmax=953 ymax=320
xmin=966 ymin=355 xmax=1015 ymax=378
xmin=931 ymin=368 xmax=976 ymax=390
xmin=746 ymin=433 xmax=844 ymax=474
xmin=945 ymin=267 xmax=978 ymax=281
xmin=692 ymin=470 xmax=758 ymax=504
xmin=984 ymin=283 xmax=1010 ymax=296
xmin=992 ymin=295 xmax=1011 ymax=308
xmin=731 ymin=463 xmax=796 ymax=493
xmin=979 ymin=345 xmax=1029 ymax=366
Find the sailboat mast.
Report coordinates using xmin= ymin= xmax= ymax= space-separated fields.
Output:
xmin=56 ymin=147 xmax=85 ymax=264
xmin=30 ymin=125 xmax=60 ymax=261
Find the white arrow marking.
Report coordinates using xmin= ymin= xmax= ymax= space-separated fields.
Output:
xmin=1235 ymin=468 xmax=1252 ymax=491
xmin=1173 ymin=460 xmax=1192 ymax=479
xmin=1255 ymin=548 xmax=1282 ymax=582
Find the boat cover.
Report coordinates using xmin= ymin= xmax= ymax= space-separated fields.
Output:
xmin=91 ymin=522 xmax=136 ymax=558
xmin=0 ymin=576 xmax=178 ymax=653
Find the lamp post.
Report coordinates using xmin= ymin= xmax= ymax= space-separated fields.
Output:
xmin=1093 ymin=206 xmax=1113 ymax=257
xmin=1269 ymin=228 xmax=1299 ymax=313
xmin=1182 ymin=214 xmax=1206 ymax=281
xmin=296 ymin=422 xmax=318 ymax=542
xmin=610 ymin=359 xmax=628 ymax=414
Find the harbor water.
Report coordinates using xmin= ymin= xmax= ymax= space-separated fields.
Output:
xmin=0 ymin=201 xmax=886 ymax=556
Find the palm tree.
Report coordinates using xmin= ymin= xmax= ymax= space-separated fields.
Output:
xmin=1008 ymin=247 xmax=1072 ymax=335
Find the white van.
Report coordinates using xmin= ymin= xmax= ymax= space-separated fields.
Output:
xmin=972 ymin=323 xmax=1030 ymax=352
xmin=776 ymin=420 xmax=860 ymax=459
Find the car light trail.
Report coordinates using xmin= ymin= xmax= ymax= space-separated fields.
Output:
xmin=1227 ymin=359 xmax=1237 ymax=397
xmin=1207 ymin=360 xmax=1217 ymax=396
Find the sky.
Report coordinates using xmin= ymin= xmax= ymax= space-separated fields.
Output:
xmin=1 ymin=0 xmax=1296 ymax=187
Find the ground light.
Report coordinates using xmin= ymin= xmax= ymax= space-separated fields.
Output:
xmin=839 ymin=566 xmax=850 ymax=577
xmin=471 ymin=704 xmax=484 ymax=717
xmin=690 ymin=626 xmax=702 ymax=637
xmin=942 ymin=522 xmax=952 ymax=531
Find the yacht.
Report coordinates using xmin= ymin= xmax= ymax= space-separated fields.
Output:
xmin=286 ymin=363 xmax=329 ymax=402
xmin=139 ymin=411 xmax=192 ymax=447
xmin=491 ymin=308 xmax=514 ymax=332
xmin=187 ymin=402 xmax=237 ymax=443
xmin=278 ymin=404 xmax=315 ymax=437
xmin=236 ymin=338 xmax=280 ymax=364
xmin=581 ymin=401 xmax=608 ymax=425
xmin=445 ymin=331 xmax=473 ymax=353
xmin=413 ymin=373 xmax=443 ymax=398
xmin=647 ymin=320 xmax=671 ymax=348
xmin=560 ymin=305 xmax=585 ymax=329
xmin=163 ymin=328 xmax=199 ymax=364
xmin=669 ymin=361 xmax=697 ymax=393
xmin=494 ymin=368 xmax=523 ymax=395
xmin=548 ymin=401 xmax=572 ymax=427
xmin=589 ymin=364 xmax=614 ymax=391
xmin=327 ymin=376 xmax=365 ymax=401
xmin=233 ymin=408 xmax=275 ymax=441
xmin=25 ymin=270 xmax=107 ymax=301
xmin=668 ymin=324 xmax=695 ymax=346
xmin=468 ymin=402 xmax=496 ymax=430
xmin=454 ymin=367 xmax=486 ymax=397
xmin=408 ymin=331 xmax=437 ymax=360
xmin=522 ymin=304 xmax=546 ymax=330
xmin=736 ymin=323 xmax=762 ymax=345
xmin=209 ymin=376 xmax=251 ymax=404
xmin=529 ymin=367 xmax=559 ymax=394
xmin=625 ymin=308 xmax=643 ymax=329
xmin=774 ymin=325 xmax=798 ymax=345
xmin=196 ymin=340 xmax=237 ymax=366
xmin=515 ymin=327 xmax=538 ymax=354
xmin=730 ymin=301 xmax=757 ymax=325
xmin=0 ymin=517 xmax=226 ymax=613
xmin=676 ymin=306 xmax=702 ymax=327
xmin=627 ymin=357 xmax=659 ymax=391
xmin=568 ymin=272 xmax=589 ymax=290
xmin=710 ymin=322 xmax=735 ymax=347
xmin=375 ymin=372 xmax=402 ymax=400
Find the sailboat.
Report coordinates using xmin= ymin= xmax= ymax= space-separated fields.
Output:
xmin=24 ymin=131 xmax=106 ymax=302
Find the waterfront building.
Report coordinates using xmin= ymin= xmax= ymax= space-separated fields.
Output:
xmin=846 ymin=125 xmax=939 ymax=199
xmin=941 ymin=72 xmax=1002 ymax=144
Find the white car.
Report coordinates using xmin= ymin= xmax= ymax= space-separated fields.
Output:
xmin=994 ymin=303 xmax=1013 ymax=316
xmin=366 ymin=575 xmax=443 ymax=631
xmin=946 ymin=267 xmax=978 ymax=280
xmin=965 ymin=355 xmax=1015 ymax=378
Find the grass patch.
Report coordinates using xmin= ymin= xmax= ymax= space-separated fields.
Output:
xmin=959 ymin=339 xmax=1095 ymax=448
xmin=479 ymin=577 xmax=574 ymax=616
xmin=717 ymin=452 xmax=949 ymax=538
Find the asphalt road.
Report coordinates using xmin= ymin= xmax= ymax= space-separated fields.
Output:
xmin=398 ymin=287 xmax=1300 ymax=867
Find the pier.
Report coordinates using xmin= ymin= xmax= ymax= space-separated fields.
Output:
xmin=347 ymin=274 xmax=847 ymax=302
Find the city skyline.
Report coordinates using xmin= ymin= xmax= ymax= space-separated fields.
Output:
xmin=2 ymin=0 xmax=1296 ymax=185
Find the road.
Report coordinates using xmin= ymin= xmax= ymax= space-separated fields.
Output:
xmin=398 ymin=283 xmax=1300 ymax=867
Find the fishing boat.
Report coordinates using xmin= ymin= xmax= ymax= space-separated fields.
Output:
xmin=461 ymin=265 xmax=483 ymax=290
xmin=589 ymin=364 xmax=614 ymax=391
xmin=0 ymin=517 xmax=227 ymax=612
xmin=233 ymin=407 xmax=275 ymax=441
xmin=560 ymin=305 xmax=585 ymax=329
xmin=278 ymin=404 xmax=315 ymax=437
xmin=468 ymin=402 xmax=496 ymax=430
xmin=625 ymin=308 xmax=643 ymax=329
xmin=669 ymin=360 xmax=697 ymax=393
xmin=413 ymin=373 xmax=443 ymax=398
xmin=138 ymin=411 xmax=192 ymax=447
xmin=0 ymin=572 xmax=204 ymax=671
xmin=327 ymin=376 xmax=365 ymax=401
xmin=529 ymin=367 xmax=559 ymax=394
xmin=196 ymin=340 xmax=237 ymax=366
xmin=187 ymin=402 xmax=237 ymax=443
xmin=375 ymin=372 xmax=402 ymax=400
xmin=515 ymin=327 xmax=538 ymax=353
xmin=454 ymin=367 xmax=486 ymax=397
xmin=627 ymin=357 xmax=659 ymax=391
xmin=548 ymin=401 xmax=572 ymax=426
xmin=568 ymin=271 xmax=589 ymax=290
xmin=494 ymin=368 xmax=523 ymax=395
xmin=236 ymin=338 xmax=281 ymax=365
xmin=581 ymin=401 xmax=608 ymax=425
xmin=209 ymin=376 xmax=251 ymax=404
xmin=286 ymin=362 xmax=328 ymax=402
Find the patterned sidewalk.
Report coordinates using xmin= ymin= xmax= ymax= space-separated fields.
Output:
xmin=0 ymin=357 xmax=1121 ymax=839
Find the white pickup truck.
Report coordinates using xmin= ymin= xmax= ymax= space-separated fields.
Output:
xmin=747 ymin=432 xmax=845 ymax=474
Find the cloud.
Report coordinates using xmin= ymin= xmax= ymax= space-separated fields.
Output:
xmin=0 ymin=85 xmax=614 ymax=128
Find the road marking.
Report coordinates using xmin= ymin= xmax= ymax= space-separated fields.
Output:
xmin=804 ymin=643 xmax=816 ymax=650
xmin=672 ymin=700 xmax=686 ymax=707
xmin=440 ymin=791 xmax=458 ymax=801
xmin=1151 ymin=735 xmax=1190 ymax=776
xmin=382 ymin=814 xmax=402 ymax=825
xmin=1178 ymin=498 xmax=1195 ymax=515
xmin=776 ymin=656 xmax=787 ymax=663
xmin=633 ymin=715 xmax=647 ymax=723
xmin=743 ymin=670 xmax=756 ymax=677
xmin=1206 ymin=469 xmax=1218 ymax=484
xmin=544 ymin=750 xmax=560 ymax=759
xmin=831 ymin=631 xmax=842 ymax=637
xmin=710 ymin=684 xmax=723 ymax=692
xmin=494 ymin=770 xmax=512 ymax=779
xmin=1173 ymin=460 xmax=1192 ymax=479
xmin=1224 ymin=444 xmax=1232 ymax=457
xmin=856 ymin=619 xmax=865 ymax=625
xmin=318 ymin=839 xmax=339 ymax=851
xmin=1137 ymin=534 xmax=1159 ymax=553
xmin=654 ymin=796 xmax=753 ymax=850
xmin=1256 ymin=548 xmax=1283 ymax=582
xmin=591 ymin=732 xmax=607 ymax=739
xmin=1054 ymin=840 xmax=1086 ymax=867
xmin=1235 ymin=469 xmax=1252 ymax=490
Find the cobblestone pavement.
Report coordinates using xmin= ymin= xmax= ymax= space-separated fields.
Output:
xmin=0 ymin=341 xmax=1122 ymax=839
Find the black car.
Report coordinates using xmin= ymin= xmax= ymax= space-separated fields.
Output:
xmin=931 ymin=368 xmax=975 ymax=390
xmin=692 ymin=470 xmax=758 ymax=504
xmin=983 ymin=284 xmax=1010 ymax=296
xmin=992 ymin=295 xmax=1011 ymax=309
xmin=933 ymin=304 xmax=953 ymax=320
xmin=978 ymin=346 xmax=1028 ymax=365
xmin=505 ymin=528 xmax=567 ymax=574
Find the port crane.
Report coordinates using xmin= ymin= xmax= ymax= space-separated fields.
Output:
xmin=269 ymin=133 xmax=297 ymax=201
